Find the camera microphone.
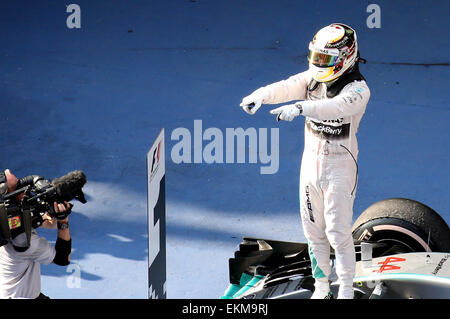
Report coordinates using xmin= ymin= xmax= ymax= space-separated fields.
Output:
xmin=52 ymin=170 xmax=87 ymax=204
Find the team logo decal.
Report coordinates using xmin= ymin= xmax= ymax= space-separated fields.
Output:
xmin=150 ymin=141 xmax=161 ymax=175
xmin=373 ymin=257 xmax=406 ymax=273
xmin=8 ymin=216 xmax=21 ymax=229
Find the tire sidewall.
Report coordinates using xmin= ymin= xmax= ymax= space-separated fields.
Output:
xmin=352 ymin=217 xmax=433 ymax=252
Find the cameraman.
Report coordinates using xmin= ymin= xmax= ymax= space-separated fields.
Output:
xmin=0 ymin=169 xmax=72 ymax=299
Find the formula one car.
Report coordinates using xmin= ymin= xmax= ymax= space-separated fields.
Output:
xmin=221 ymin=198 xmax=450 ymax=299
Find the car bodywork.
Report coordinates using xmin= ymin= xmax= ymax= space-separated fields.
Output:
xmin=221 ymin=237 xmax=450 ymax=299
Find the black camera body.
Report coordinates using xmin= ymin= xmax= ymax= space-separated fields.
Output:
xmin=0 ymin=170 xmax=87 ymax=248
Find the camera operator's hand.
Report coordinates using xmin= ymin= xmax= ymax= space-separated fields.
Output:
xmin=54 ymin=202 xmax=71 ymax=219
xmin=2 ymin=169 xmax=26 ymax=201
xmin=4 ymin=169 xmax=18 ymax=193
xmin=42 ymin=201 xmax=71 ymax=229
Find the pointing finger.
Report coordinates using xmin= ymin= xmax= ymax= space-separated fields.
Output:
xmin=269 ymin=107 xmax=283 ymax=114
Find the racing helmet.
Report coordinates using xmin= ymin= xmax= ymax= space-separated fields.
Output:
xmin=308 ymin=23 xmax=358 ymax=82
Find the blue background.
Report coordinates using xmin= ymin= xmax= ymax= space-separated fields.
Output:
xmin=0 ymin=0 xmax=448 ymax=298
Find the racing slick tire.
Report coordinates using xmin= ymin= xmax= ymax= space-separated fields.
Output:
xmin=352 ymin=198 xmax=450 ymax=253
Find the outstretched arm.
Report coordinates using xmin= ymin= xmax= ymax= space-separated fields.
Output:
xmin=270 ymin=81 xmax=370 ymax=122
xmin=262 ymin=71 xmax=310 ymax=104
xmin=52 ymin=202 xmax=72 ymax=266
xmin=240 ymin=71 xmax=310 ymax=114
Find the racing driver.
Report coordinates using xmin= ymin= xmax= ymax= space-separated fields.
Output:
xmin=239 ymin=23 xmax=371 ymax=299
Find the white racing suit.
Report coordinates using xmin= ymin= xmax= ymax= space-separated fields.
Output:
xmin=260 ymin=69 xmax=370 ymax=296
